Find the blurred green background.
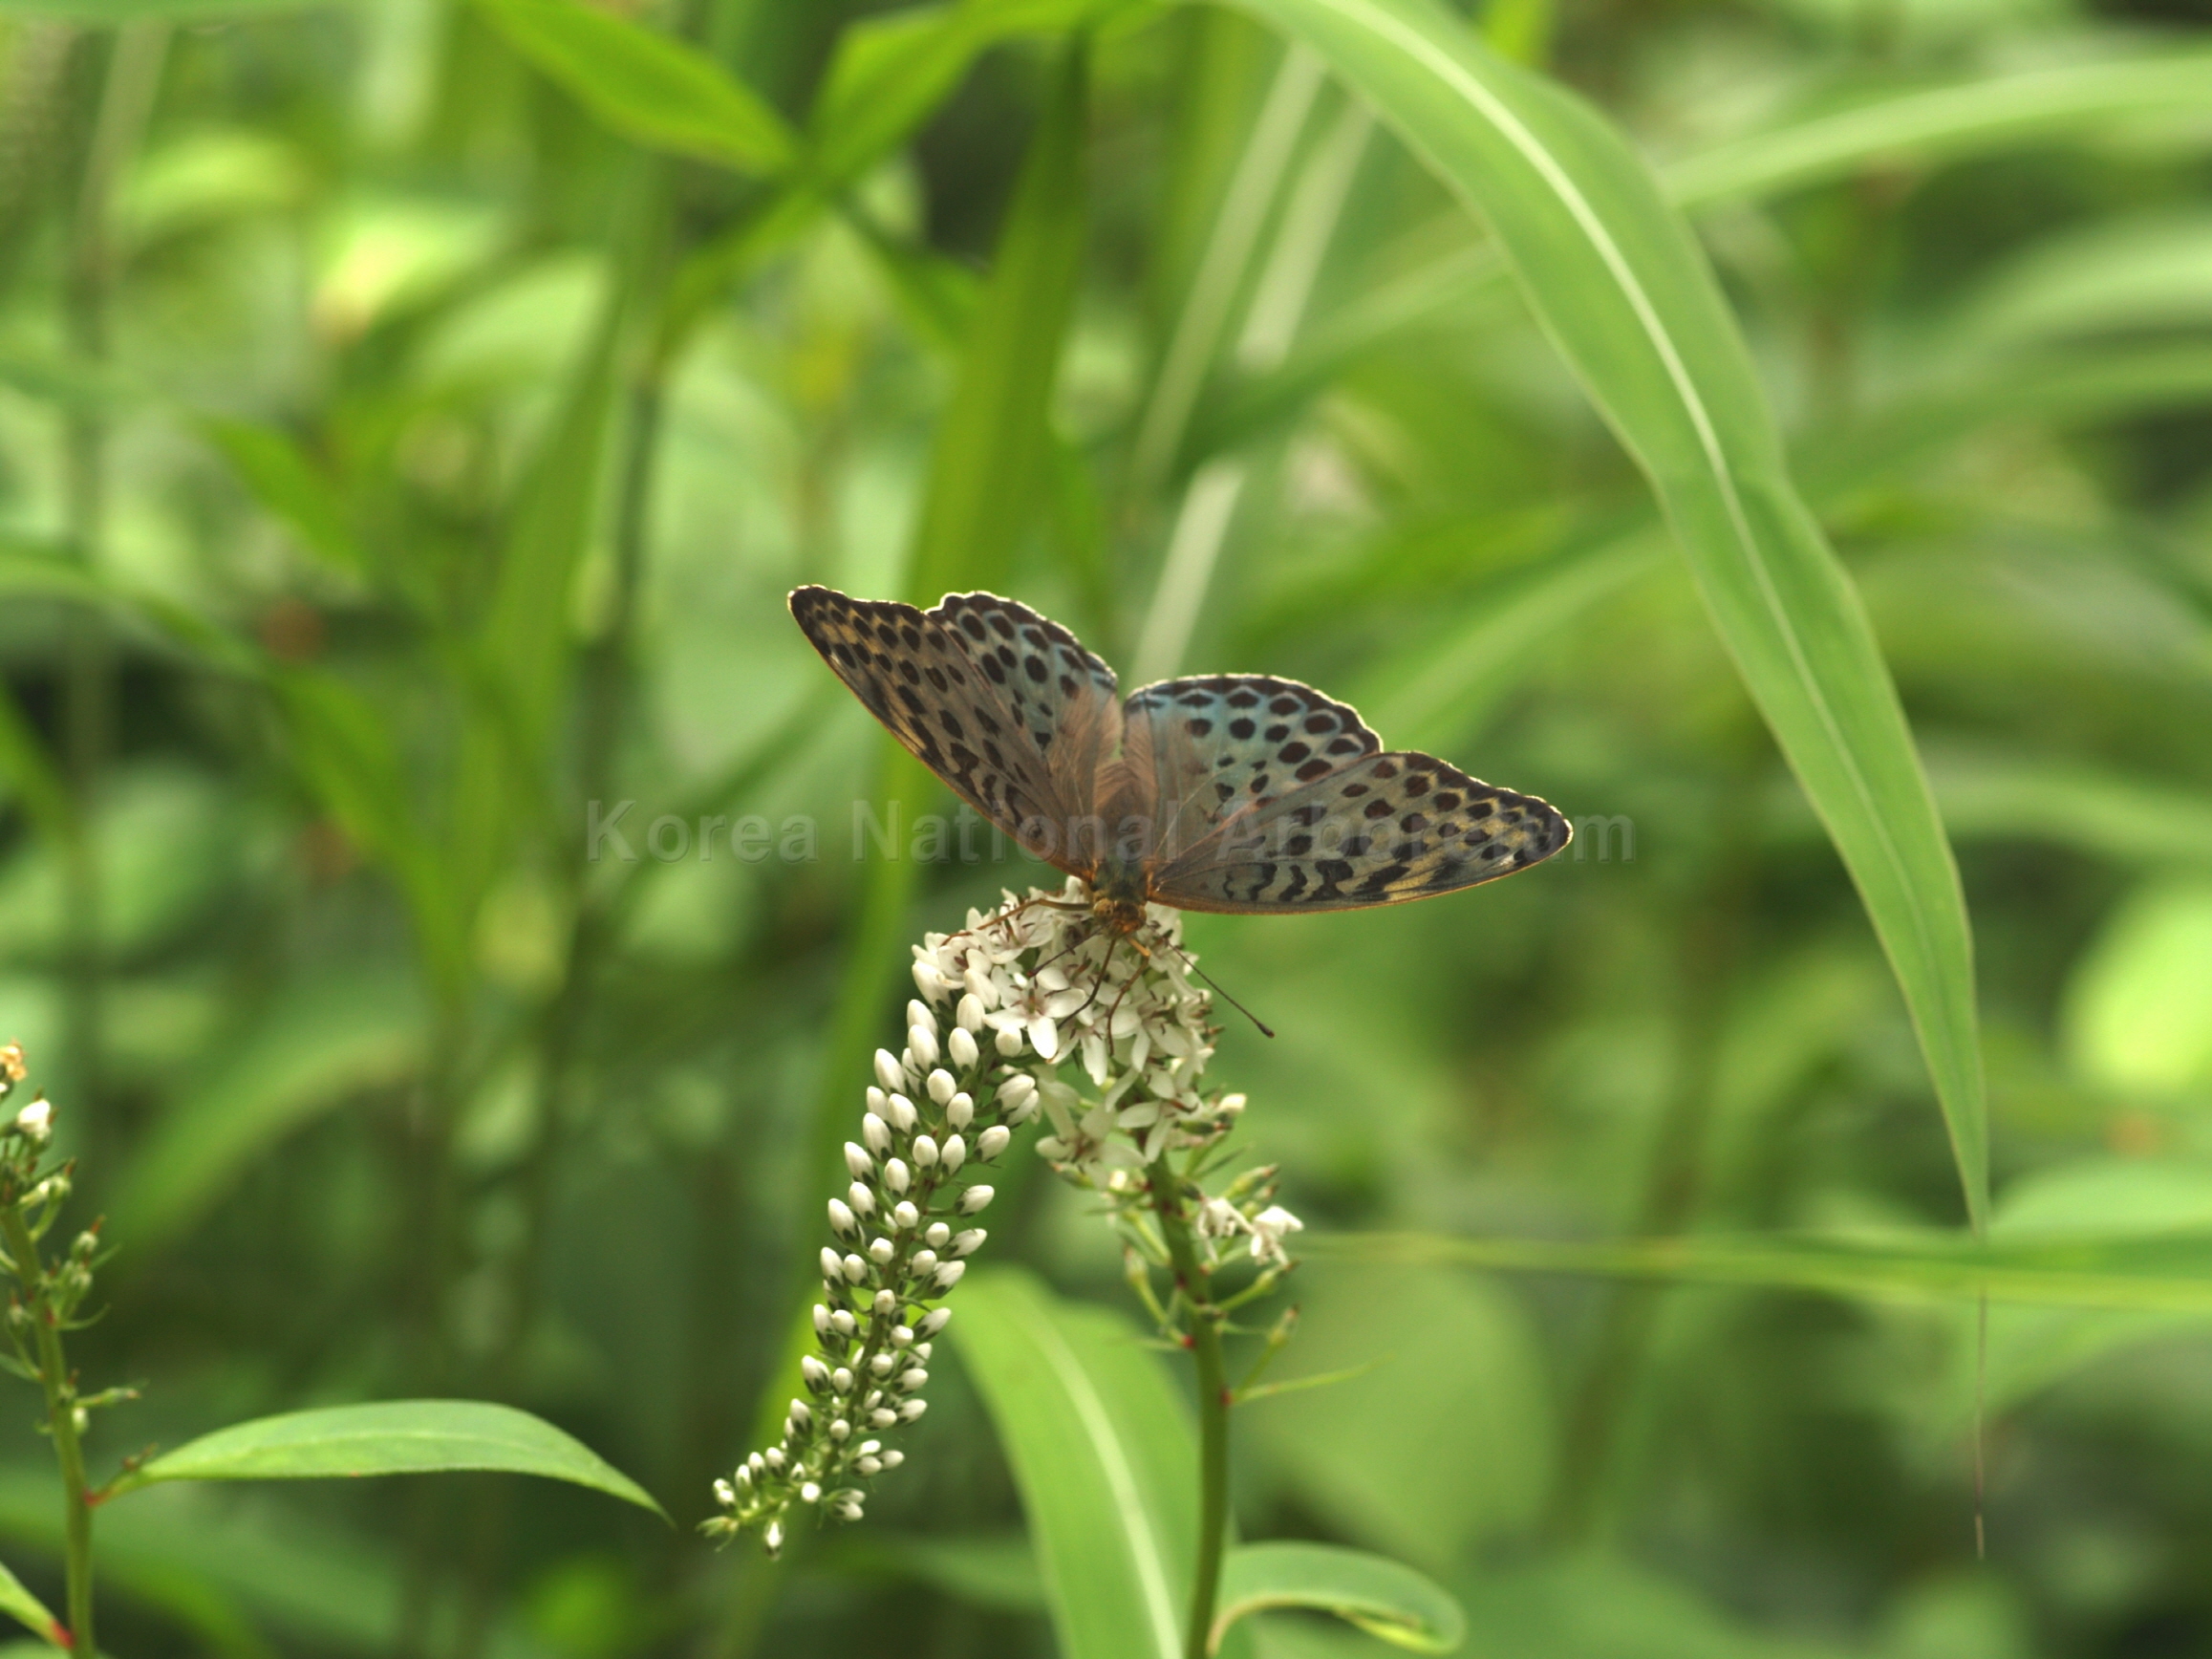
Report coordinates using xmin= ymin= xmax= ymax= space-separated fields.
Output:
xmin=2 ymin=0 xmax=2211 ymax=1653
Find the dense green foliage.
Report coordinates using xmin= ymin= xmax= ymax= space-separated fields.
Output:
xmin=0 ymin=0 xmax=2210 ymax=1653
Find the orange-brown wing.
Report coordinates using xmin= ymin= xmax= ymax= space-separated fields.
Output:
xmin=788 ymin=586 xmax=1118 ymax=873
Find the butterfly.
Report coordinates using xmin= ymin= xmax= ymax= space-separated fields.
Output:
xmin=790 ymin=586 xmax=1570 ymax=933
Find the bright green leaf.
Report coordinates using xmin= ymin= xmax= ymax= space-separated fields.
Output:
xmin=1226 ymin=0 xmax=1987 ymax=1228
xmin=1215 ymin=1542 xmax=1465 ymax=1652
xmin=473 ymin=0 xmax=795 ymax=173
xmin=2063 ymin=880 xmax=2212 ymax=1095
xmin=118 ymin=1401 xmax=665 ymax=1518
xmin=954 ymin=1269 xmax=1194 ymax=1659
xmin=0 ymin=0 xmax=314 ymax=15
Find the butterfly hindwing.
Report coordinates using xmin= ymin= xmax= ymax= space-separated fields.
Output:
xmin=1147 ymin=748 xmax=1571 ymax=913
xmin=1122 ymin=675 xmax=1381 ymax=865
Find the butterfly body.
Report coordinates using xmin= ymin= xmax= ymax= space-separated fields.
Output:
xmin=789 ymin=586 xmax=1570 ymax=916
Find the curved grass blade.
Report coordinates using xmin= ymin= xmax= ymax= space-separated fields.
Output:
xmin=954 ymin=1270 xmax=1192 ymax=1659
xmin=1226 ymin=0 xmax=1987 ymax=1226
xmin=109 ymin=1401 xmax=664 ymax=1518
xmin=1664 ymin=53 xmax=2212 ymax=210
xmin=1213 ymin=1541 xmax=1464 ymax=1652
xmin=1309 ymin=1230 xmax=2212 ymax=1314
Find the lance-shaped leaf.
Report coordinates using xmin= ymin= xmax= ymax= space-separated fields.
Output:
xmin=1224 ymin=0 xmax=1987 ymax=1228
xmin=110 ymin=1401 xmax=664 ymax=1518
xmin=1214 ymin=1541 xmax=1465 ymax=1652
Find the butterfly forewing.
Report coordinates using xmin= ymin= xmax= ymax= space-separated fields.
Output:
xmin=789 ymin=587 xmax=1111 ymax=873
xmin=1147 ymin=749 xmax=1570 ymax=913
xmin=1122 ymin=675 xmax=1381 ymax=865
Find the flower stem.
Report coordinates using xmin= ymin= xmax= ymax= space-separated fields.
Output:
xmin=1 ymin=1205 xmax=93 ymax=1652
xmin=1152 ymin=1159 xmax=1230 ymax=1659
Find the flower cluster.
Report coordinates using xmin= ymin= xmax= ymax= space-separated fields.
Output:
xmin=707 ymin=880 xmax=1301 ymax=1554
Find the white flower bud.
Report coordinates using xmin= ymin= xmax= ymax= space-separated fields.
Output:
xmin=749 ymin=1453 xmax=767 ymax=1476
xmin=866 ymin=1087 xmax=888 ymax=1118
xmin=827 ymin=1198 xmax=857 ymax=1234
xmin=907 ymin=1000 xmax=937 ymax=1036
xmin=899 ymin=1368 xmax=929 ymax=1391
xmin=715 ymin=1478 xmax=736 ymax=1506
xmin=842 ymin=1253 xmax=868 ymax=1282
xmin=802 ymin=1356 xmax=829 ymax=1389
xmin=829 ymin=1418 xmax=850 ymax=1441
xmin=934 ymin=1260 xmax=968 ymax=1289
xmin=954 ymin=1228 xmax=986 ymax=1256
xmin=801 ymin=1481 xmax=822 ymax=1503
xmin=812 ymin=1304 xmax=830 ymax=1336
xmin=789 ymin=1399 xmax=812 ymax=1429
xmin=956 ymin=994 xmax=986 ymax=1032
xmin=947 ymin=1092 xmax=974 ymax=1130
xmin=998 ymin=1073 xmax=1036 ymax=1108
xmin=881 ymin=1449 xmax=905 ymax=1469
xmin=848 ymin=1182 xmax=875 ymax=1216
xmin=763 ymin=1447 xmax=785 ymax=1470
xmin=844 ymin=1142 xmax=874 ymax=1179
xmin=887 ymin=1199 xmax=915 ymax=1230
xmin=872 ymin=1289 xmax=897 ymax=1316
xmin=887 ymin=1094 xmax=918 ymax=1132
xmin=862 ymin=1114 xmax=892 ymax=1154
xmin=891 ymin=1325 xmax=914 ymax=1347
xmin=959 ymin=1185 xmax=995 ymax=1214
xmin=870 ymin=1351 xmax=895 ymax=1376
xmin=856 ymin=1455 xmax=883 ymax=1476
xmin=913 ymin=1341 xmax=933 ymax=1361
xmin=830 ymin=1309 xmax=856 ymax=1336
xmin=925 ymin=1221 xmax=951 ymax=1249
xmin=948 ymin=1026 xmax=979 ymax=1068
xmin=994 ymin=1025 xmax=1024 ymax=1057
xmin=913 ymin=1134 xmax=939 ymax=1167
xmin=927 ymin=1068 xmax=956 ymax=1105
xmin=12 ymin=1099 xmax=51 ymax=1140
xmin=868 ymin=1237 xmax=895 ymax=1265
xmin=910 ymin=1249 xmax=938 ymax=1275
xmin=899 ymin=1398 xmax=929 ymax=1421
xmin=870 ymin=1408 xmax=898 ymax=1428
xmin=830 ymin=1368 xmax=854 ymax=1393
xmin=764 ymin=1521 xmax=784 ymax=1553
xmin=820 ymin=1247 xmax=845 ymax=1281
xmin=940 ymin=1134 xmax=965 ymax=1173
xmin=977 ymin=1125 xmax=1011 ymax=1159
xmin=884 ymin=1158 xmax=911 ymax=1195
xmin=873 ymin=1050 xmax=905 ymax=1092
xmin=908 ymin=1025 xmax=939 ymax=1069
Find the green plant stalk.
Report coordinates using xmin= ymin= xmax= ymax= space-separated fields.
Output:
xmin=1152 ymin=1159 xmax=1231 ymax=1659
xmin=0 ymin=1205 xmax=93 ymax=1652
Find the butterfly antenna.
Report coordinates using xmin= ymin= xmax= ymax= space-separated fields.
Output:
xmin=1159 ymin=939 xmax=1273 ymax=1039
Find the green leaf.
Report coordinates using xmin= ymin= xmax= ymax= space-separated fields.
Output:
xmin=114 ymin=967 xmax=425 ymax=1249
xmin=201 ymin=418 xmax=359 ymax=575
xmin=473 ymin=0 xmax=795 ymax=173
xmin=0 ymin=1558 xmax=60 ymax=1650
xmin=1215 ymin=1542 xmax=1463 ymax=1652
xmin=904 ymin=37 xmax=1091 ymax=600
xmin=1226 ymin=0 xmax=1987 ymax=1228
xmin=954 ymin=1269 xmax=1194 ymax=1659
xmin=1306 ymin=1228 xmax=2212 ymax=1313
xmin=118 ymin=1401 xmax=665 ymax=1518
xmin=1664 ymin=54 xmax=2212 ymax=210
